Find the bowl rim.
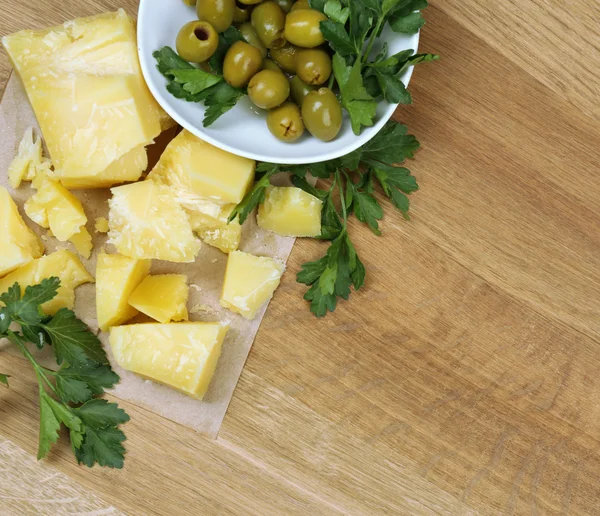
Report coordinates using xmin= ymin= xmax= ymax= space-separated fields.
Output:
xmin=137 ymin=0 xmax=420 ymax=164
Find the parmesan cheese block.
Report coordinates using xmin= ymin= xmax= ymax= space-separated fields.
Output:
xmin=220 ymin=251 xmax=285 ymax=319
xmin=108 ymin=180 xmax=201 ymax=263
xmin=0 ymin=250 xmax=93 ymax=314
xmin=2 ymin=10 xmax=161 ymax=188
xmin=0 ymin=187 xmax=44 ymax=278
xmin=149 ymin=129 xmax=255 ymax=205
xmin=188 ymin=204 xmax=242 ymax=254
xmin=109 ymin=322 xmax=229 ymax=399
xmin=128 ymin=274 xmax=189 ymax=324
xmin=257 ymin=186 xmax=323 ymax=237
xmin=96 ymin=253 xmax=151 ymax=332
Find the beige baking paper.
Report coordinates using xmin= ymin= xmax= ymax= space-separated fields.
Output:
xmin=0 ymin=74 xmax=298 ymax=438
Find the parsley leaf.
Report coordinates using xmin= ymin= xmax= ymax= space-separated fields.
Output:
xmin=169 ymin=69 xmax=223 ymax=95
xmin=324 ymin=0 xmax=351 ymax=24
xmin=319 ymin=21 xmax=356 ymax=57
xmin=38 ymin=391 xmax=62 ymax=459
xmin=201 ymin=83 xmax=246 ymax=127
xmin=208 ymin=26 xmax=243 ymax=75
xmin=0 ymin=374 xmax=9 ymax=387
xmin=229 ymin=163 xmax=280 ymax=224
xmin=55 ymin=362 xmax=119 ymax=404
xmin=349 ymin=183 xmax=384 ymax=235
xmin=75 ymin=425 xmax=127 ymax=469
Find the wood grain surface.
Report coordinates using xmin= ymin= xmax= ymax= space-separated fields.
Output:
xmin=1 ymin=1 xmax=600 ymax=514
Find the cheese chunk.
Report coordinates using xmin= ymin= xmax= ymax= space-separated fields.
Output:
xmin=220 ymin=251 xmax=285 ymax=319
xmin=96 ymin=252 xmax=151 ymax=332
xmin=108 ymin=180 xmax=201 ymax=263
xmin=257 ymin=187 xmax=322 ymax=237
xmin=94 ymin=217 xmax=109 ymax=233
xmin=7 ymin=128 xmax=43 ymax=188
xmin=69 ymin=227 xmax=93 ymax=259
xmin=2 ymin=10 xmax=161 ymax=186
xmin=188 ymin=204 xmax=241 ymax=254
xmin=57 ymin=145 xmax=148 ymax=190
xmin=149 ymin=130 xmax=255 ymax=205
xmin=24 ymin=197 xmax=49 ymax=228
xmin=31 ymin=179 xmax=87 ymax=241
xmin=0 ymin=250 xmax=93 ymax=314
xmin=109 ymin=322 xmax=229 ymax=399
xmin=0 ymin=187 xmax=44 ymax=278
xmin=129 ymin=274 xmax=189 ymax=324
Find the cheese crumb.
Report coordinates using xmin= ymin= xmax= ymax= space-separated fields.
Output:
xmin=94 ymin=217 xmax=109 ymax=233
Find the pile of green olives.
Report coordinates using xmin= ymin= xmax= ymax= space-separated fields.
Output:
xmin=177 ymin=0 xmax=343 ymax=143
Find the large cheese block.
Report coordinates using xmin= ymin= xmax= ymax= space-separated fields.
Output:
xmin=149 ymin=129 xmax=255 ymax=205
xmin=0 ymin=187 xmax=44 ymax=278
xmin=188 ymin=204 xmax=242 ymax=254
xmin=109 ymin=322 xmax=229 ymax=399
xmin=2 ymin=10 xmax=161 ymax=188
xmin=0 ymin=250 xmax=93 ymax=314
xmin=107 ymin=180 xmax=201 ymax=263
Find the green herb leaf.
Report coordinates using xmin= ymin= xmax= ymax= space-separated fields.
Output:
xmin=320 ymin=21 xmax=356 ymax=56
xmin=75 ymin=426 xmax=127 ymax=469
xmin=56 ymin=362 xmax=119 ymax=404
xmin=228 ymin=163 xmax=279 ymax=224
xmin=44 ymin=308 xmax=108 ymax=366
xmin=0 ymin=308 xmax=11 ymax=334
xmin=201 ymin=82 xmax=246 ymax=127
xmin=0 ymin=374 xmax=9 ymax=387
xmin=350 ymin=184 xmax=383 ymax=235
xmin=38 ymin=391 xmax=62 ymax=459
xmin=169 ymin=69 xmax=223 ymax=95
xmin=389 ymin=11 xmax=426 ymax=34
xmin=324 ymin=0 xmax=350 ymax=24
xmin=75 ymin=399 xmax=130 ymax=429
xmin=153 ymin=46 xmax=194 ymax=77
xmin=397 ymin=52 xmax=440 ymax=75
xmin=375 ymin=71 xmax=412 ymax=103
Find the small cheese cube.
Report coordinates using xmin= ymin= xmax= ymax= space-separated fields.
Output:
xmin=257 ymin=187 xmax=322 ymax=237
xmin=69 ymin=227 xmax=93 ymax=259
xmin=7 ymin=128 xmax=43 ymax=188
xmin=24 ymin=197 xmax=49 ymax=228
xmin=149 ymin=129 xmax=255 ymax=205
xmin=94 ymin=217 xmax=109 ymax=233
xmin=96 ymin=253 xmax=151 ymax=332
xmin=220 ymin=251 xmax=285 ymax=319
xmin=109 ymin=322 xmax=229 ymax=399
xmin=31 ymin=179 xmax=87 ymax=241
xmin=108 ymin=180 xmax=201 ymax=263
xmin=188 ymin=204 xmax=241 ymax=254
xmin=128 ymin=274 xmax=189 ymax=324
xmin=0 ymin=187 xmax=44 ymax=278
xmin=0 ymin=250 xmax=93 ymax=314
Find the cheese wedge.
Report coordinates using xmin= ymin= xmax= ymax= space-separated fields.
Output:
xmin=0 ymin=250 xmax=93 ymax=314
xmin=96 ymin=253 xmax=151 ymax=332
xmin=257 ymin=186 xmax=323 ymax=237
xmin=188 ymin=204 xmax=242 ymax=254
xmin=220 ymin=251 xmax=285 ymax=319
xmin=2 ymin=10 xmax=161 ymax=188
xmin=0 ymin=187 xmax=44 ymax=278
xmin=149 ymin=129 xmax=255 ymax=205
xmin=128 ymin=274 xmax=189 ymax=324
xmin=109 ymin=322 xmax=229 ymax=399
xmin=108 ymin=180 xmax=201 ymax=263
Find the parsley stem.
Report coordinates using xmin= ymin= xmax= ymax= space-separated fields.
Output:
xmin=336 ymin=171 xmax=348 ymax=230
xmin=363 ymin=18 xmax=385 ymax=65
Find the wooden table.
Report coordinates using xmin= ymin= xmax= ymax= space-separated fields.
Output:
xmin=1 ymin=1 xmax=600 ymax=514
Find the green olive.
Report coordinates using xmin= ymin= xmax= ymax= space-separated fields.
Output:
xmin=295 ymin=48 xmax=331 ymax=85
xmin=197 ymin=0 xmax=235 ymax=33
xmin=290 ymin=0 xmax=310 ymax=11
xmin=262 ymin=58 xmax=283 ymax=72
xmin=176 ymin=21 xmax=220 ymax=63
xmin=289 ymin=75 xmax=316 ymax=106
xmin=248 ymin=69 xmax=290 ymax=109
xmin=269 ymin=43 xmax=299 ymax=73
xmin=301 ymin=87 xmax=342 ymax=141
xmin=284 ymin=8 xmax=326 ymax=48
xmin=251 ymin=1 xmax=286 ymax=49
xmin=238 ymin=0 xmax=263 ymax=4
xmin=223 ymin=40 xmax=264 ymax=87
xmin=233 ymin=3 xmax=252 ymax=23
xmin=274 ymin=0 xmax=294 ymax=12
xmin=267 ymin=102 xmax=305 ymax=142
xmin=239 ymin=22 xmax=268 ymax=58
xmin=183 ymin=0 xmax=197 ymax=6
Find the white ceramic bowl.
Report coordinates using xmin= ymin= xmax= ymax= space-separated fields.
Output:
xmin=137 ymin=0 xmax=420 ymax=164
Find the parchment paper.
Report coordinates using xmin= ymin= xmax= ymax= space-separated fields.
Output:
xmin=0 ymin=74 xmax=298 ymax=438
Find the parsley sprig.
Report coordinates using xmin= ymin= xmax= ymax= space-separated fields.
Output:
xmin=153 ymin=27 xmax=246 ymax=127
xmin=0 ymin=278 xmax=129 ymax=468
xmin=310 ymin=0 xmax=439 ymax=134
xmin=230 ymin=120 xmax=420 ymax=316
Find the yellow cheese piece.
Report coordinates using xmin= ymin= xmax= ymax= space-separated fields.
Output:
xmin=57 ymin=145 xmax=148 ymax=190
xmin=108 ymin=180 xmax=201 ymax=263
xmin=257 ymin=186 xmax=323 ymax=237
xmin=0 ymin=187 xmax=44 ymax=278
xmin=149 ymin=130 xmax=255 ymax=205
xmin=109 ymin=322 xmax=229 ymax=399
xmin=94 ymin=217 xmax=109 ymax=233
xmin=96 ymin=252 xmax=151 ymax=332
xmin=0 ymin=250 xmax=93 ymax=314
xmin=158 ymin=108 xmax=178 ymax=132
xmin=69 ymin=227 xmax=93 ymax=259
xmin=24 ymin=196 xmax=49 ymax=228
xmin=7 ymin=128 xmax=43 ymax=188
xmin=188 ymin=204 xmax=241 ymax=254
xmin=31 ymin=179 xmax=87 ymax=241
xmin=2 ymin=10 xmax=161 ymax=185
xmin=220 ymin=251 xmax=285 ymax=319
xmin=128 ymin=274 xmax=189 ymax=324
